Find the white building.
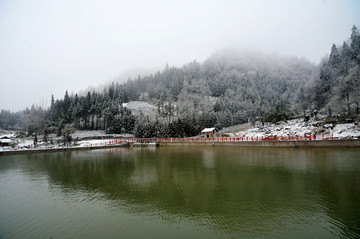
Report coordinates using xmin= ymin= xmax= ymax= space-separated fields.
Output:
xmin=201 ymin=128 xmax=218 ymax=138
xmin=0 ymin=136 xmax=11 ymax=149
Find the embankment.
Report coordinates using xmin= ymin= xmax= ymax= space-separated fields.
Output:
xmin=1 ymin=139 xmax=359 ymax=156
xmin=158 ymin=139 xmax=360 ymax=148
xmin=0 ymin=142 xmax=130 ymax=156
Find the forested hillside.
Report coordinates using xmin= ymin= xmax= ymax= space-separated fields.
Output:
xmin=314 ymin=25 xmax=360 ymax=116
xmin=1 ymin=26 xmax=359 ymax=139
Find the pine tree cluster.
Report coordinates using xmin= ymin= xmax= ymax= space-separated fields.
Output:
xmin=314 ymin=25 xmax=360 ymax=117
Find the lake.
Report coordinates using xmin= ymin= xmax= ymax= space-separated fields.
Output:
xmin=0 ymin=146 xmax=360 ymax=238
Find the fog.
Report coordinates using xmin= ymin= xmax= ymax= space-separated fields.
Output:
xmin=0 ymin=0 xmax=359 ymax=111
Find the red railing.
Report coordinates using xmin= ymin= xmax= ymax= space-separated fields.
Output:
xmin=87 ymin=134 xmax=345 ymax=147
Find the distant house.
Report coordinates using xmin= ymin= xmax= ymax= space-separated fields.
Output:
xmin=201 ymin=128 xmax=219 ymax=138
xmin=0 ymin=136 xmax=11 ymax=147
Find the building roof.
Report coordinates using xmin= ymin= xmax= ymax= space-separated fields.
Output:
xmin=201 ymin=128 xmax=217 ymax=133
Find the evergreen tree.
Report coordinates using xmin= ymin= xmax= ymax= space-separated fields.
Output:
xmin=350 ymin=25 xmax=360 ymax=62
xmin=63 ymin=90 xmax=71 ymax=123
xmin=51 ymin=95 xmax=55 ymax=108
xmin=329 ymin=44 xmax=340 ymax=67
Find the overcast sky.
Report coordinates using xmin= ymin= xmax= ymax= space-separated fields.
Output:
xmin=0 ymin=0 xmax=359 ymax=111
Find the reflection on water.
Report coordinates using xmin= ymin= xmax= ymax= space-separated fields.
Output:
xmin=0 ymin=147 xmax=360 ymax=239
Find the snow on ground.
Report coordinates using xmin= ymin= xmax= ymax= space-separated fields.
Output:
xmin=226 ymin=119 xmax=360 ymax=139
xmin=332 ymin=123 xmax=360 ymax=138
xmin=2 ymin=130 xmax=134 ymax=150
xmin=77 ymin=139 xmax=121 ymax=147
xmin=123 ymin=101 xmax=158 ymax=119
xmin=71 ymin=130 xmax=133 ymax=140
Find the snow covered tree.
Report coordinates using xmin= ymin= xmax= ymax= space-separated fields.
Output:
xmin=62 ymin=124 xmax=75 ymax=146
xmin=329 ymin=44 xmax=340 ymax=67
xmin=63 ymin=90 xmax=72 ymax=123
xmin=350 ymin=25 xmax=360 ymax=63
xmin=248 ymin=74 xmax=271 ymax=126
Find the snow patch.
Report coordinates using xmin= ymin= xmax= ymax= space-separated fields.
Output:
xmin=333 ymin=123 xmax=360 ymax=138
xmin=229 ymin=120 xmax=360 ymax=139
xmin=123 ymin=101 xmax=158 ymax=119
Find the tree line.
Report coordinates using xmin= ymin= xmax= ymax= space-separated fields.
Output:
xmin=1 ymin=25 xmax=359 ymax=139
xmin=314 ymin=25 xmax=360 ymax=117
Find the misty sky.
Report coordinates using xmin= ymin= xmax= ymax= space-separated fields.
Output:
xmin=1 ymin=0 xmax=359 ymax=111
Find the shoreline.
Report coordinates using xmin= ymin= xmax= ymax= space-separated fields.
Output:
xmin=1 ymin=139 xmax=360 ymax=156
xmin=0 ymin=142 xmax=130 ymax=156
xmin=158 ymin=139 xmax=360 ymax=148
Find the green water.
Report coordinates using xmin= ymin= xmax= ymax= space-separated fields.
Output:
xmin=0 ymin=147 xmax=360 ymax=239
